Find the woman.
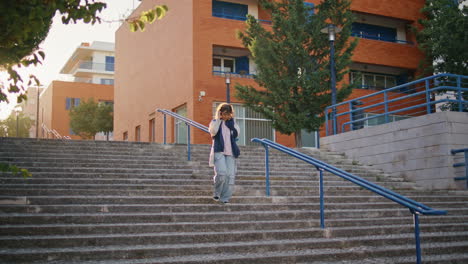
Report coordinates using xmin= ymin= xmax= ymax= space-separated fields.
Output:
xmin=208 ymin=103 xmax=240 ymax=204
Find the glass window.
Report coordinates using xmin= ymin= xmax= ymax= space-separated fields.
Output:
xmin=213 ymin=56 xmax=235 ymax=73
xmin=375 ymin=75 xmax=386 ymax=89
xmin=212 ymin=0 xmax=248 ymax=21
xmin=386 ymin=76 xmax=396 ymax=88
xmin=364 ymin=74 xmax=375 ymax=88
xmin=100 ymin=78 xmax=114 ymax=85
xmin=105 ymin=56 xmax=115 ymax=71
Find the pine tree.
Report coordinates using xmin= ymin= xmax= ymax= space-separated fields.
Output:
xmin=235 ymin=0 xmax=357 ymax=147
xmin=416 ymin=0 xmax=468 ymax=76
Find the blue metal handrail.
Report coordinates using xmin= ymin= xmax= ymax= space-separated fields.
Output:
xmin=325 ymin=73 xmax=468 ymax=135
xmin=157 ymin=109 xmax=209 ymax=161
xmin=451 ymin=148 xmax=468 ymax=189
xmin=251 ymin=137 xmax=446 ymax=264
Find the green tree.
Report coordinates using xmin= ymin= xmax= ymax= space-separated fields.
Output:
xmin=415 ymin=0 xmax=468 ymax=111
xmin=415 ymin=0 xmax=468 ymax=76
xmin=69 ymin=99 xmax=113 ymax=140
xmin=235 ymin=0 xmax=357 ymax=146
xmin=0 ymin=1 xmax=168 ymax=104
xmin=0 ymin=112 xmax=33 ymax=138
xmin=95 ymin=103 xmax=114 ymax=141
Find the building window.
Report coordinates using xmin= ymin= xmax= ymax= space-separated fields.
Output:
xmin=175 ymin=106 xmax=187 ymax=144
xmin=212 ymin=0 xmax=248 ymax=21
xmin=213 ymin=103 xmax=274 ymax=146
xmin=66 ymin=98 xmax=80 ymax=110
xmin=149 ymin=118 xmax=155 ymax=142
xmin=100 ymin=78 xmax=114 ymax=85
xmin=213 ymin=56 xmax=235 ymax=74
xmin=123 ymin=131 xmax=128 ymax=141
xmin=350 ymin=71 xmax=397 ymax=90
xmin=351 ymin=23 xmax=397 ymax=43
xmin=135 ymin=126 xmax=141 ymax=142
xmin=105 ymin=56 xmax=115 ymax=71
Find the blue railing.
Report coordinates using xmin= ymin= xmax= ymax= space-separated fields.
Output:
xmin=212 ymin=12 xmax=272 ymax=24
xmin=351 ymin=32 xmax=414 ymax=45
xmin=252 ymin=137 xmax=446 ymax=264
xmin=325 ymin=73 xmax=468 ymax=135
xmin=451 ymin=148 xmax=468 ymax=189
xmin=157 ymin=109 xmax=209 ymax=161
xmin=212 ymin=70 xmax=256 ymax=79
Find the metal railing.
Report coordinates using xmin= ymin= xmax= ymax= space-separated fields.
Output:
xmin=451 ymin=148 xmax=468 ymax=189
xmin=325 ymin=73 xmax=468 ymax=136
xmin=251 ymin=137 xmax=446 ymax=264
xmin=212 ymin=70 xmax=256 ymax=79
xmin=212 ymin=12 xmax=272 ymax=24
xmin=71 ymin=61 xmax=115 ymax=73
xmin=157 ymin=109 xmax=209 ymax=161
xmin=41 ymin=124 xmax=71 ymax=140
xmin=351 ymin=32 xmax=413 ymax=45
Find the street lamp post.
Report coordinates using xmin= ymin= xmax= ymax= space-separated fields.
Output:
xmin=225 ymin=74 xmax=231 ymax=103
xmin=321 ymin=24 xmax=342 ymax=135
xmin=14 ymin=106 xmax=22 ymax=137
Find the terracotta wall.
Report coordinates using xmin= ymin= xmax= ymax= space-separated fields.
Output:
xmin=114 ymin=0 xmax=194 ymax=143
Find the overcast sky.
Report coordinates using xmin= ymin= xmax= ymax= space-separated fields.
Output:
xmin=0 ymin=0 xmax=141 ymax=120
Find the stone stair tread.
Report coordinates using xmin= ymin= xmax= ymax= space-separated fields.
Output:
xmin=2 ymin=239 xmax=467 ymax=263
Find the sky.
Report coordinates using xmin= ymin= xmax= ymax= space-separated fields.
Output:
xmin=0 ymin=0 xmax=142 ymax=120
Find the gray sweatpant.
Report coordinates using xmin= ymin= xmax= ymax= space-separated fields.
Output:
xmin=213 ymin=152 xmax=236 ymax=202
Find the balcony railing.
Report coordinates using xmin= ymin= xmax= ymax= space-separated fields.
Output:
xmin=71 ymin=61 xmax=115 ymax=73
xmin=212 ymin=12 xmax=272 ymax=25
xmin=213 ymin=70 xmax=255 ymax=79
xmin=351 ymin=32 xmax=413 ymax=45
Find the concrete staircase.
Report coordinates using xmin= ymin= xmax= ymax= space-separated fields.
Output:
xmin=0 ymin=137 xmax=467 ymax=263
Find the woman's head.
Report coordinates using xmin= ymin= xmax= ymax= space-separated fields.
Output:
xmin=215 ymin=103 xmax=234 ymax=120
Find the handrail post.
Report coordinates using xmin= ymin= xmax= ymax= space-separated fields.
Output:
xmin=332 ymin=109 xmax=337 ymax=135
xmin=425 ymin=80 xmax=431 ymax=114
xmin=187 ymin=124 xmax=191 ymax=161
xmin=384 ymin=91 xmax=389 ymax=124
xmin=263 ymin=144 xmax=270 ymax=197
xmin=163 ymin=114 xmax=167 ymax=145
xmin=465 ymin=150 xmax=468 ymax=189
xmin=348 ymin=102 xmax=353 ymax=131
xmin=319 ymin=168 xmax=325 ymax=229
xmin=325 ymin=109 xmax=329 ymax=136
xmin=457 ymin=76 xmax=463 ymax=112
xmin=412 ymin=211 xmax=422 ymax=264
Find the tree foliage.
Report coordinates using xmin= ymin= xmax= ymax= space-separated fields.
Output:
xmin=0 ymin=1 xmax=168 ymax=104
xmin=416 ymin=0 xmax=468 ymax=75
xmin=69 ymin=98 xmax=113 ymax=139
xmin=235 ymin=0 xmax=357 ymax=146
xmin=0 ymin=0 xmax=107 ymax=103
xmin=0 ymin=112 xmax=33 ymax=138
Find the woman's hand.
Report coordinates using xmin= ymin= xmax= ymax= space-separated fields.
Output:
xmin=220 ymin=111 xmax=233 ymax=121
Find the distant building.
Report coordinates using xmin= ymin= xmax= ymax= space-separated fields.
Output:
xmin=38 ymin=41 xmax=114 ymax=140
xmin=115 ymin=0 xmax=426 ymax=147
xmin=19 ymin=86 xmax=45 ymax=138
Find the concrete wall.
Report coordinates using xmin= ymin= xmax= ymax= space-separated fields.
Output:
xmin=321 ymin=112 xmax=468 ymax=189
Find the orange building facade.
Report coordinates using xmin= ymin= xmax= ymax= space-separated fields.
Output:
xmin=38 ymin=42 xmax=115 ymax=140
xmin=115 ymin=0 xmax=425 ymax=147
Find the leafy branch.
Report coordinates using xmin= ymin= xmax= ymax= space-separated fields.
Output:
xmin=126 ymin=5 xmax=169 ymax=32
